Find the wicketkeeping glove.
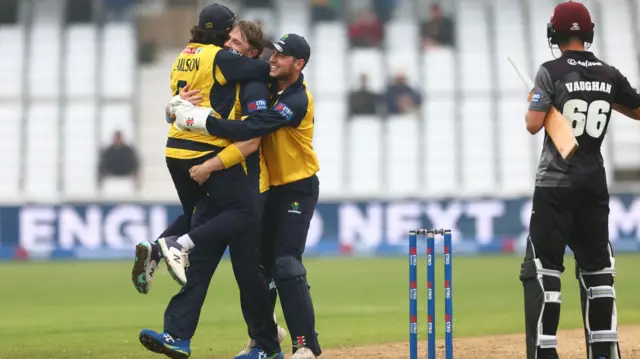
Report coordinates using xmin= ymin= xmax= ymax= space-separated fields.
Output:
xmin=173 ymin=103 xmax=214 ymax=134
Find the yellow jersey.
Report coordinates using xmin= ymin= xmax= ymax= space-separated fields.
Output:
xmin=165 ymin=43 xmax=271 ymax=160
xmin=200 ymin=74 xmax=320 ymax=186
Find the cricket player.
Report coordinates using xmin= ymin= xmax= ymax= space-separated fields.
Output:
xmin=134 ymin=4 xmax=283 ymax=359
xmin=170 ymin=33 xmax=323 ymax=359
xmin=519 ymin=2 xmax=640 ymax=359
xmin=172 ymin=18 xmax=288 ymax=346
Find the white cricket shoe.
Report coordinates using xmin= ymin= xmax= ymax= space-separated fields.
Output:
xmin=157 ymin=236 xmax=189 ymax=286
xmin=291 ymin=347 xmax=319 ymax=359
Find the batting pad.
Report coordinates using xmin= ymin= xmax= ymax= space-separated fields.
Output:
xmin=576 ymin=244 xmax=621 ymax=359
xmin=519 ymin=238 xmax=563 ymax=359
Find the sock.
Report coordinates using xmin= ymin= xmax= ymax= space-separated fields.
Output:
xmin=151 ymin=242 xmax=162 ymax=261
xmin=177 ymin=234 xmax=195 ymax=250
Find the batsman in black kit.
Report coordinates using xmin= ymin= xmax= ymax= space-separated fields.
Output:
xmin=519 ymin=2 xmax=640 ymax=359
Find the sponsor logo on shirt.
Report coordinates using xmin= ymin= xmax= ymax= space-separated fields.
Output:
xmin=274 ymin=103 xmax=295 ymax=121
xmin=531 ymin=93 xmax=541 ymax=103
xmin=247 ymin=100 xmax=268 ymax=112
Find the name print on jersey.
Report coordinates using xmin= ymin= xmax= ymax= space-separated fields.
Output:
xmin=565 ymin=81 xmax=612 ymax=94
xmin=174 ymin=58 xmax=201 ymax=72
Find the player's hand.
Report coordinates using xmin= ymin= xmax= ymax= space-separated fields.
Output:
xmin=527 ymin=91 xmax=533 ymax=103
xmin=180 ymin=84 xmax=203 ymax=106
xmin=189 ymin=162 xmax=214 ymax=185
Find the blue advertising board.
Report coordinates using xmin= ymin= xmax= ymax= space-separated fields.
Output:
xmin=1 ymin=194 xmax=640 ymax=260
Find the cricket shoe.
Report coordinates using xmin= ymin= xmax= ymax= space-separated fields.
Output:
xmin=236 ymin=313 xmax=287 ymax=356
xmin=234 ymin=347 xmax=284 ymax=359
xmin=157 ymin=236 xmax=189 ymax=286
xmin=131 ymin=241 xmax=161 ymax=294
xmin=139 ymin=329 xmax=191 ymax=359
xmin=236 ymin=326 xmax=287 ymax=356
xmin=291 ymin=347 xmax=321 ymax=359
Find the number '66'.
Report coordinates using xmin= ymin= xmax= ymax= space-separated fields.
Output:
xmin=562 ymin=99 xmax=611 ymax=138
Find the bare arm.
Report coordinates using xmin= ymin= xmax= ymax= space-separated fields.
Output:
xmin=188 ymin=138 xmax=261 ymax=185
xmin=525 ymin=109 xmax=547 ymax=134
xmin=234 ymin=137 xmax=261 ymax=156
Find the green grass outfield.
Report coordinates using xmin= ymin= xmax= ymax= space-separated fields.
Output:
xmin=2 ymin=255 xmax=640 ymax=358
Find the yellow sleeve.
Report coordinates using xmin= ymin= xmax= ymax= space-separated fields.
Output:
xmin=217 ymin=144 xmax=245 ymax=169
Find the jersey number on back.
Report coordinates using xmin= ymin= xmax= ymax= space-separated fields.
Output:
xmin=175 ymin=80 xmax=187 ymax=96
xmin=562 ymin=99 xmax=611 ymax=138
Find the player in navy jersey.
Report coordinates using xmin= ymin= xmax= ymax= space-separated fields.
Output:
xmin=519 ymin=2 xmax=640 ymax=359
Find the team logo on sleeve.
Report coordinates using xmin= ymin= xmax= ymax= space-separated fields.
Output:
xmin=531 ymin=93 xmax=541 ymax=103
xmin=247 ymin=100 xmax=268 ymax=112
xmin=274 ymin=103 xmax=295 ymax=121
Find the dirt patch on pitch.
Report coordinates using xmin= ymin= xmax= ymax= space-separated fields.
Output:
xmin=322 ymin=325 xmax=640 ymax=358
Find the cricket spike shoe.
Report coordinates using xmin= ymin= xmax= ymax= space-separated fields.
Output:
xmin=157 ymin=236 xmax=189 ymax=286
xmin=139 ymin=329 xmax=191 ymax=359
xmin=236 ymin=312 xmax=287 ymax=356
xmin=236 ymin=326 xmax=287 ymax=356
xmin=131 ymin=241 xmax=161 ymax=294
xmin=234 ymin=347 xmax=284 ymax=359
xmin=290 ymin=347 xmax=321 ymax=359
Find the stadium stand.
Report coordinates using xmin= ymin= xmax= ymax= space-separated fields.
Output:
xmin=1 ymin=0 xmax=639 ymax=201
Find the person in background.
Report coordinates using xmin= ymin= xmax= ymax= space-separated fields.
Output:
xmin=349 ymin=74 xmax=381 ymax=116
xmin=66 ymin=0 xmax=93 ymax=23
xmin=104 ymin=0 xmax=135 ymax=22
xmin=0 ymin=0 xmax=18 ymax=24
xmin=373 ymin=0 xmax=396 ymax=24
xmin=348 ymin=9 xmax=383 ymax=48
xmin=420 ymin=3 xmax=455 ymax=49
xmin=244 ymin=0 xmax=273 ymax=8
xmin=385 ymin=73 xmax=422 ymax=114
xmin=98 ymin=130 xmax=139 ymax=186
xmin=311 ymin=0 xmax=338 ymax=23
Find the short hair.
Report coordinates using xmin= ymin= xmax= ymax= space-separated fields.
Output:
xmin=189 ymin=26 xmax=229 ymax=47
xmin=234 ymin=20 xmax=268 ymax=57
